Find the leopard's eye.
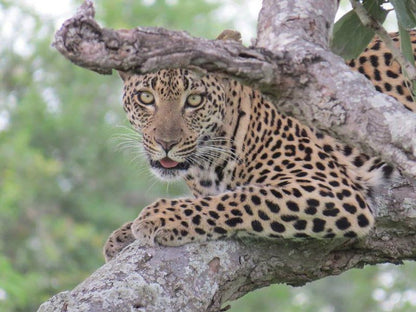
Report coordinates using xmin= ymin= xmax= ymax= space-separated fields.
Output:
xmin=185 ymin=94 xmax=203 ymax=108
xmin=137 ymin=91 xmax=155 ymax=105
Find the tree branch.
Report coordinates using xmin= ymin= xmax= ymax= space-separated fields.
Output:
xmin=40 ymin=0 xmax=416 ymax=311
xmin=52 ymin=1 xmax=286 ymax=91
xmin=37 ymin=181 xmax=416 ymax=312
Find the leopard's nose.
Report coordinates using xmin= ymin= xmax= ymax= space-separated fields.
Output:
xmin=155 ymin=138 xmax=180 ymax=152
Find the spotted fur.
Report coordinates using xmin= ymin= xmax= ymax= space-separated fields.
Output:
xmin=104 ymin=33 xmax=415 ymax=261
xmin=348 ymin=31 xmax=416 ymax=112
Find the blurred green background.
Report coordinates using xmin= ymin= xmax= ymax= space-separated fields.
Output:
xmin=0 ymin=0 xmax=415 ymax=311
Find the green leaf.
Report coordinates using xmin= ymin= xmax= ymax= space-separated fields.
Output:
xmin=399 ymin=24 xmax=414 ymax=64
xmin=331 ymin=0 xmax=387 ymax=59
xmin=398 ymin=23 xmax=416 ymax=100
xmin=390 ymin=0 xmax=416 ymax=29
xmin=363 ymin=0 xmax=388 ymax=21
xmin=331 ymin=10 xmax=375 ymax=59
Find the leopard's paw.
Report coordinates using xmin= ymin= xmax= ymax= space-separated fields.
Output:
xmin=130 ymin=218 xmax=160 ymax=246
xmin=131 ymin=216 xmax=192 ymax=246
xmin=103 ymin=221 xmax=135 ymax=262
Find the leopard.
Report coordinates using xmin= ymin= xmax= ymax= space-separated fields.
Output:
xmin=103 ymin=32 xmax=415 ymax=262
xmin=347 ymin=30 xmax=416 ymax=112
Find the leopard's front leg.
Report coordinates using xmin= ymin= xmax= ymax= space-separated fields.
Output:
xmin=103 ymin=196 xmax=231 ymax=262
xmin=105 ymin=182 xmax=373 ymax=261
xmin=104 ymin=221 xmax=135 ymax=262
xmin=131 ymin=189 xmax=268 ymax=246
xmin=131 ymin=196 xmax=237 ymax=246
xmin=131 ymin=183 xmax=373 ymax=246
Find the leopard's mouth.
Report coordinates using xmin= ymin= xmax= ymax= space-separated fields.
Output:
xmin=150 ymin=157 xmax=190 ymax=171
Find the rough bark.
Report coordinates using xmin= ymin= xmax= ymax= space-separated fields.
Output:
xmin=37 ymin=182 xmax=416 ymax=312
xmin=39 ymin=0 xmax=416 ymax=311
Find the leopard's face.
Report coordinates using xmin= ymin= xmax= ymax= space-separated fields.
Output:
xmin=121 ymin=69 xmax=226 ymax=180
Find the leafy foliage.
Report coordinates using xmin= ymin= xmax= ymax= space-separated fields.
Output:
xmin=390 ymin=0 xmax=416 ymax=29
xmin=331 ymin=0 xmax=388 ymax=59
xmin=331 ymin=0 xmax=416 ymax=60
xmin=332 ymin=0 xmax=416 ymax=102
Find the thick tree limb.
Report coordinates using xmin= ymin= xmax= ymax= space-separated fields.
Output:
xmin=52 ymin=1 xmax=283 ymax=89
xmin=38 ymin=182 xmax=416 ymax=312
xmin=254 ymin=0 xmax=416 ymax=178
xmin=40 ymin=0 xmax=416 ymax=311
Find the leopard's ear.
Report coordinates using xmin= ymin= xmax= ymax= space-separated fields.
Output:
xmin=118 ymin=71 xmax=131 ymax=81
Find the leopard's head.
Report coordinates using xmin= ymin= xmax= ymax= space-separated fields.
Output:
xmin=120 ymin=69 xmax=228 ymax=180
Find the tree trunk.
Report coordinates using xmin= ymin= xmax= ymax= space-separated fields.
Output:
xmin=39 ymin=0 xmax=416 ymax=311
